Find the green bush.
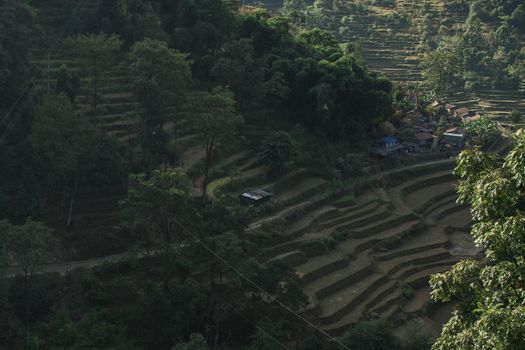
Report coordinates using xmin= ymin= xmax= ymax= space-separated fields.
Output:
xmin=259 ymin=131 xmax=297 ymax=174
xmin=300 ymin=238 xmax=336 ymax=257
xmin=332 ymin=231 xmax=349 ymax=242
xmin=401 ymin=284 xmax=415 ymax=300
xmin=333 ymin=194 xmax=355 ymax=207
xmin=340 ymin=319 xmax=398 ymax=350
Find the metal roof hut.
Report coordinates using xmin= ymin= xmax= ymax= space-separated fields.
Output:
xmin=442 ymin=127 xmax=465 ymax=150
xmin=240 ymin=189 xmax=273 ymax=205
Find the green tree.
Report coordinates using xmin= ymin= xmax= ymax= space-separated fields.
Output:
xmin=3 ymin=218 xmax=55 ymax=343
xmin=185 ymin=87 xmax=243 ymax=198
xmin=67 ymin=33 xmax=122 ymax=117
xmin=509 ymin=109 xmax=522 ymax=125
xmin=0 ymin=221 xmax=21 ymax=349
xmin=129 ymin=39 xmax=192 ymax=166
xmin=55 ymin=64 xmax=80 ymax=102
xmin=91 ymin=0 xmax=155 ymax=45
xmin=31 ymin=96 xmax=122 ymax=226
xmin=0 ymin=0 xmax=36 ymax=112
xmin=43 ymin=308 xmax=134 ymax=350
xmin=421 ymin=49 xmax=462 ymax=97
xmin=340 ymin=319 xmax=398 ymax=350
xmin=259 ymin=131 xmax=297 ymax=174
xmin=430 ymin=136 xmax=525 ymax=349
xmin=120 ymin=168 xmax=193 ymax=283
xmin=509 ymin=4 xmax=525 ymax=32
xmin=173 ymin=334 xmax=209 ymax=350
xmin=210 ymin=39 xmax=263 ymax=117
xmin=282 ymin=0 xmax=307 ymax=24
xmin=463 ymin=116 xmax=499 ymax=148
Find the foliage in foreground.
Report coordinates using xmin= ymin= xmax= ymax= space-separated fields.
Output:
xmin=430 ymin=135 xmax=525 ymax=349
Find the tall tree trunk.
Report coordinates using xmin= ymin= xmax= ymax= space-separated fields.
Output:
xmin=202 ymin=140 xmax=214 ymax=199
xmin=93 ymin=55 xmax=98 ymax=119
xmin=23 ymin=271 xmax=29 ymax=345
xmin=212 ymin=323 xmax=220 ymax=350
xmin=66 ymin=175 xmax=79 ymax=227
xmin=23 ymin=267 xmax=34 ymax=346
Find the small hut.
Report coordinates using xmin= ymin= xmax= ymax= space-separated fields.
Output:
xmin=240 ymin=189 xmax=273 ymax=205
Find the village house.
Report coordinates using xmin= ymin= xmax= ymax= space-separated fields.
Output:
xmin=462 ymin=113 xmax=481 ymax=124
xmin=454 ymin=107 xmax=471 ymax=119
xmin=371 ymin=135 xmax=404 ymax=157
xmin=445 ymin=104 xmax=456 ymax=115
xmin=441 ymin=127 xmax=465 ymax=150
xmin=413 ymin=132 xmax=436 ymax=148
xmin=430 ymin=100 xmax=440 ymax=109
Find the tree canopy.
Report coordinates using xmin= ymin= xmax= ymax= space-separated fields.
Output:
xmin=430 ymin=135 xmax=525 ymax=349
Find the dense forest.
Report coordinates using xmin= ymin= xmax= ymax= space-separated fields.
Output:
xmin=0 ymin=0 xmax=395 ymax=348
xmin=1 ymin=0 xmax=524 ymax=349
xmin=420 ymin=0 xmax=525 ymax=94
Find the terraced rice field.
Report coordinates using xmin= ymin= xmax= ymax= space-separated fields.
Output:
xmin=260 ymin=0 xmax=525 ymax=120
xmin=253 ymin=159 xmax=479 ymax=335
xmin=31 ymin=1 xmax=143 ymax=145
xmin=32 ymin=1 xmax=481 ymax=334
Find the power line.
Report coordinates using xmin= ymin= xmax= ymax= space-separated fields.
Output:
xmin=174 ymin=219 xmax=351 ymax=350
xmin=209 ymin=290 xmax=290 ymax=350
xmin=0 ymin=0 xmax=92 ymax=138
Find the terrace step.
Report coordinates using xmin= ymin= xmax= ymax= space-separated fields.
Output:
xmin=275 ymin=178 xmax=328 ymax=201
xmin=373 ymin=226 xmax=448 ymax=261
xmin=403 ymin=286 xmax=432 ymax=314
xmin=302 ymin=251 xmax=373 ymax=312
xmin=347 ymin=214 xmax=419 ymax=238
xmin=380 ymin=247 xmax=452 ymax=276
xmin=418 ymin=190 xmax=457 ymax=215
xmin=390 ymin=259 xmax=460 ymax=284
xmin=268 ymin=250 xmax=306 ymax=267
xmin=427 ymin=201 xmax=465 ymax=223
xmin=318 ymin=273 xmax=387 ymax=323
xmin=317 ymin=200 xmax=385 ymax=228
xmin=405 ymin=264 xmax=459 ymax=288
xmin=318 ymin=279 xmax=405 ymax=334
xmin=367 ymin=288 xmax=402 ymax=316
xmin=344 ymin=218 xmax=423 ymax=247
xmin=296 ymin=220 xmax=421 ymax=286
xmin=322 ymin=203 xmax=393 ymax=236
xmin=284 ymin=206 xmax=340 ymax=239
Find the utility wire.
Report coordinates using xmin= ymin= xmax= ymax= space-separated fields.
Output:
xmin=174 ymin=219 xmax=351 ymax=350
xmin=208 ymin=290 xmax=290 ymax=350
xmin=0 ymin=0 xmax=91 ymax=137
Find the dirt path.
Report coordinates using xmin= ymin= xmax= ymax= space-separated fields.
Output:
xmin=181 ymin=145 xmax=206 ymax=171
xmin=5 ymin=252 xmax=129 ymax=278
xmin=3 ymin=158 xmax=462 ymax=278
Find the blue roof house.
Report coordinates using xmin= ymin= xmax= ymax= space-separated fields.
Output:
xmin=379 ymin=136 xmax=398 ymax=147
xmin=371 ymin=135 xmax=404 ymax=157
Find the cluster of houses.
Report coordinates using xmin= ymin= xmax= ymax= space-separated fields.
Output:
xmin=372 ymin=101 xmax=482 ymax=158
xmin=241 ymin=101 xmax=487 ymax=205
xmin=430 ymin=101 xmax=482 ymax=124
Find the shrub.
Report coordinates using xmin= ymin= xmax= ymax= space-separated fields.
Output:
xmin=509 ymin=109 xmax=522 ymax=125
xmin=332 ymin=231 xmax=349 ymax=242
xmin=401 ymin=284 xmax=415 ymax=300
xmin=333 ymin=194 xmax=355 ymax=207
xmin=259 ymin=131 xmax=297 ymax=174
xmin=463 ymin=116 xmax=499 ymax=148
xmin=340 ymin=319 xmax=398 ymax=350
xmin=300 ymin=238 xmax=336 ymax=257
xmin=397 ymin=320 xmax=431 ymax=350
